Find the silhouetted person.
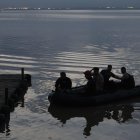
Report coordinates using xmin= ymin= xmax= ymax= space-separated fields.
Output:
xmin=118 ymin=67 xmax=135 ymax=89
xmin=55 ymin=72 xmax=72 ymax=92
xmin=92 ymin=67 xmax=104 ymax=93
xmin=100 ymin=65 xmax=119 ymax=89
xmin=84 ymin=70 xmax=96 ymax=95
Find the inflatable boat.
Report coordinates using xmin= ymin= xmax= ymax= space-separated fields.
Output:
xmin=48 ymin=85 xmax=140 ymax=106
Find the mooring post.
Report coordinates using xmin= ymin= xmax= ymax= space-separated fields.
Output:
xmin=21 ymin=68 xmax=24 ymax=81
xmin=5 ymin=88 xmax=8 ymax=105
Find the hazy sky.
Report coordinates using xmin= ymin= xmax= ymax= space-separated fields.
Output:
xmin=0 ymin=0 xmax=140 ymax=8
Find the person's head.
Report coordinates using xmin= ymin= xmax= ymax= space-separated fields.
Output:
xmin=60 ymin=72 xmax=66 ymax=78
xmin=121 ymin=67 xmax=126 ymax=74
xmin=107 ymin=65 xmax=112 ymax=72
xmin=93 ymin=67 xmax=99 ymax=75
xmin=84 ymin=70 xmax=92 ymax=80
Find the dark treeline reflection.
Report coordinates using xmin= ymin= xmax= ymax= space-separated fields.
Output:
xmin=48 ymin=104 xmax=134 ymax=136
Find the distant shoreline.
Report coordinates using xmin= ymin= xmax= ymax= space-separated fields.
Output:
xmin=1 ymin=7 xmax=140 ymax=11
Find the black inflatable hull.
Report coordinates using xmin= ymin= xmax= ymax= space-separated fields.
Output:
xmin=48 ymin=86 xmax=140 ymax=106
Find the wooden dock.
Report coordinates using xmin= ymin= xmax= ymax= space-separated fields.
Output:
xmin=0 ymin=69 xmax=31 ymax=129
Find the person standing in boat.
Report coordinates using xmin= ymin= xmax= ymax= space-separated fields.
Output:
xmin=55 ymin=72 xmax=72 ymax=92
xmin=92 ymin=67 xmax=104 ymax=93
xmin=117 ymin=67 xmax=135 ymax=89
xmin=100 ymin=65 xmax=119 ymax=89
xmin=83 ymin=70 xmax=96 ymax=95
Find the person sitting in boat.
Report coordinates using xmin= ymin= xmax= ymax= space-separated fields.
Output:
xmin=84 ymin=70 xmax=96 ymax=95
xmin=55 ymin=72 xmax=72 ymax=92
xmin=100 ymin=65 xmax=119 ymax=89
xmin=92 ymin=67 xmax=104 ymax=93
xmin=117 ymin=67 xmax=135 ymax=89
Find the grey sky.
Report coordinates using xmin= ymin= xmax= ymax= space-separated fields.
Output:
xmin=0 ymin=0 xmax=140 ymax=8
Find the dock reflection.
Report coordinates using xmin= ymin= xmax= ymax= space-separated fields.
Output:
xmin=0 ymin=113 xmax=10 ymax=136
xmin=48 ymin=103 xmax=134 ymax=136
xmin=0 ymin=96 xmax=25 ymax=136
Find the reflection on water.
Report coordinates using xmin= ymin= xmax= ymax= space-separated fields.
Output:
xmin=52 ymin=48 xmax=140 ymax=85
xmin=0 ymin=54 xmax=38 ymax=75
xmin=0 ymin=81 xmax=29 ymax=136
xmin=48 ymin=103 xmax=134 ymax=136
xmin=0 ymin=10 xmax=140 ymax=139
xmin=0 ymin=113 xmax=10 ymax=136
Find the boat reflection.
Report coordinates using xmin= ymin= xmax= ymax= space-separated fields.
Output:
xmin=48 ymin=103 xmax=134 ymax=136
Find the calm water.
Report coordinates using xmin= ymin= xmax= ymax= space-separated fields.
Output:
xmin=0 ymin=10 xmax=140 ymax=140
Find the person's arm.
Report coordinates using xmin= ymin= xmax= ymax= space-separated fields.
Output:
xmin=111 ymin=72 xmax=121 ymax=80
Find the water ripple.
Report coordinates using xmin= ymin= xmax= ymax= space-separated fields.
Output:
xmin=0 ymin=54 xmax=38 ymax=74
xmin=41 ymin=48 xmax=140 ymax=84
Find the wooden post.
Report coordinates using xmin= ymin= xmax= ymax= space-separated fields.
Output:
xmin=5 ymin=88 xmax=8 ymax=105
xmin=21 ymin=68 xmax=24 ymax=80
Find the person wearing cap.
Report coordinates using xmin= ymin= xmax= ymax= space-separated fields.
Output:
xmin=55 ymin=72 xmax=72 ymax=92
xmin=84 ymin=70 xmax=96 ymax=95
xmin=100 ymin=65 xmax=119 ymax=89
xmin=92 ymin=67 xmax=104 ymax=93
